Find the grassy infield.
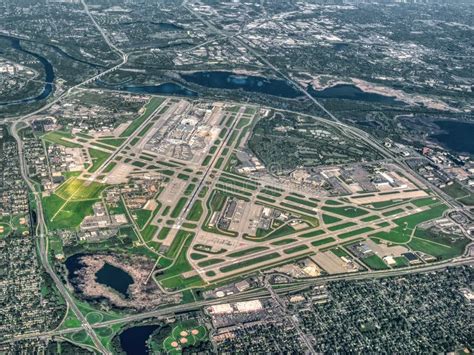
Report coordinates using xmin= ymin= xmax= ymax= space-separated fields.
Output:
xmin=44 ymin=164 xmax=467 ymax=277
xmin=40 ymin=102 xmax=469 ymax=351
xmin=40 ymin=97 xmax=212 ymax=352
xmin=321 ymin=197 xmax=468 ymax=268
xmin=43 ymin=178 xmax=107 ymax=229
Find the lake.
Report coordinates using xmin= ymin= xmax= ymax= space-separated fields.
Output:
xmin=308 ymin=84 xmax=403 ymax=104
xmin=119 ymin=324 xmax=160 ymax=355
xmin=431 ymin=120 xmax=474 ymax=155
xmin=121 ymin=21 xmax=184 ymax=31
xmin=180 ymin=71 xmax=303 ymax=98
xmin=65 ymin=254 xmax=134 ymax=298
xmin=95 ymin=262 xmax=134 ymax=298
xmin=180 ymin=71 xmax=403 ymax=104
xmin=118 ymin=83 xmax=198 ymax=97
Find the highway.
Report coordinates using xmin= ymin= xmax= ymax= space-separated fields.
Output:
xmin=6 ymin=1 xmax=129 ymax=353
xmin=11 ymin=255 xmax=473 ymax=343
xmin=11 ymin=120 xmax=109 ymax=354
xmin=183 ymin=2 xmax=473 ymax=226
xmin=4 ymin=2 xmax=473 ymax=353
xmin=263 ymin=275 xmax=317 ymax=354
xmin=0 ymin=3 xmax=128 ymax=127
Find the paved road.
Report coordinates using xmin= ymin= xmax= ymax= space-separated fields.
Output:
xmin=263 ymin=276 xmax=317 ymax=354
xmin=6 ymin=1 xmax=129 ymax=353
xmin=11 ymin=120 xmax=109 ymax=354
xmin=183 ymin=3 xmax=473 ymax=225
xmin=11 ymin=255 xmax=473 ymax=343
xmin=6 ymin=3 xmax=473 ymax=352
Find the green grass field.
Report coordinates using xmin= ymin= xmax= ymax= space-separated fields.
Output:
xmin=328 ymin=222 xmax=357 ymax=231
xmin=88 ymin=149 xmax=111 ymax=173
xmin=218 ymin=176 xmax=258 ymax=191
xmin=284 ymin=196 xmax=318 ymax=208
xmin=171 ymin=197 xmax=188 ymax=218
xmin=43 ymin=178 xmax=107 ymax=230
xmin=0 ymin=223 xmax=12 ymax=237
xmin=42 ymin=131 xmax=81 ymax=148
xmin=311 ymin=237 xmax=336 ymax=247
xmin=370 ymin=204 xmax=448 ymax=244
xmin=393 ymin=256 xmax=409 ymax=267
xmin=360 ymin=215 xmax=381 ymax=222
xmin=98 ymin=137 xmax=126 ymax=147
xmin=156 ymin=234 xmax=204 ymax=290
xmin=158 ymin=227 xmax=171 ymax=240
xmin=185 ymin=200 xmax=203 ymax=222
xmin=120 ymin=97 xmax=164 ymax=137
xmin=299 ymin=229 xmax=325 ymax=238
xmin=43 ymin=194 xmax=96 ymax=230
xmin=322 ymin=214 xmax=342 ymax=224
xmin=361 ymin=255 xmax=389 ymax=270
xmin=166 ymin=230 xmax=194 ymax=259
xmin=279 ymin=202 xmax=316 ymax=216
xmin=408 ymin=228 xmax=469 ymax=260
xmin=256 ymin=195 xmax=276 ymax=203
xmin=331 ymin=247 xmax=351 ymax=258
xmin=55 ymin=178 xmax=106 ymax=200
xmin=382 ymin=208 xmax=405 ymax=217
xmin=283 ymin=245 xmax=309 ymax=254
xmin=271 ymin=238 xmax=298 ymax=246
xmin=325 ymin=199 xmax=343 ymax=205
xmin=322 ymin=206 xmax=369 ymax=218
xmin=337 ymin=227 xmax=374 ymax=239
xmin=442 ymin=181 xmax=470 ymax=199
xmin=260 ymin=188 xmax=282 ymax=197
xmin=161 ymin=322 xmax=207 ymax=354
xmin=142 ymin=225 xmax=158 ymax=242
xmin=190 ymin=253 xmax=207 ymax=260
xmin=103 ymin=162 xmax=117 ymax=173
xmin=365 ymin=199 xmax=408 ymax=209
xmin=134 ymin=209 xmax=152 ymax=230
xmin=227 ymin=246 xmax=268 ymax=258
xmin=197 ymin=258 xmax=225 ymax=267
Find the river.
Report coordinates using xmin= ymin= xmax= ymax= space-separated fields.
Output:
xmin=0 ymin=35 xmax=55 ymax=106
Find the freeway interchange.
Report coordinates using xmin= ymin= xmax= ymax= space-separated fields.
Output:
xmin=3 ymin=1 xmax=473 ymax=354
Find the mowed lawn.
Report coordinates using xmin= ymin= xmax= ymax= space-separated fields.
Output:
xmin=408 ymin=228 xmax=470 ymax=260
xmin=43 ymin=178 xmax=107 ymax=230
xmin=55 ymin=178 xmax=106 ymax=200
xmin=322 ymin=206 xmax=369 ymax=218
xmin=42 ymin=131 xmax=81 ymax=148
xmin=370 ymin=204 xmax=449 ymax=244
xmin=120 ymin=97 xmax=165 ymax=138
xmin=43 ymin=195 xmax=96 ymax=230
xmin=88 ymin=149 xmax=111 ymax=173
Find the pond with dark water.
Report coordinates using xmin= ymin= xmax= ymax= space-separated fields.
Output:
xmin=119 ymin=324 xmax=160 ymax=355
xmin=118 ymin=82 xmax=198 ymax=97
xmin=431 ymin=120 xmax=474 ymax=155
xmin=307 ymin=84 xmax=403 ymax=104
xmin=95 ymin=262 xmax=134 ymax=298
xmin=180 ymin=71 xmax=303 ymax=98
xmin=65 ymin=254 xmax=134 ymax=298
